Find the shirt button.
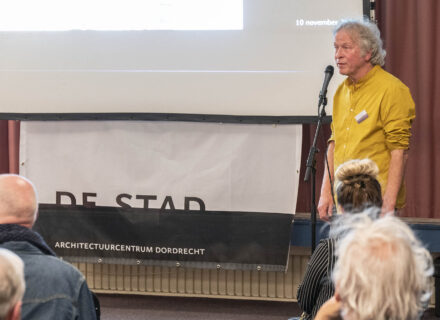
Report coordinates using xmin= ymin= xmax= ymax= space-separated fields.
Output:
xmin=344 ymin=145 xmax=346 ymax=148
xmin=350 ymin=108 xmax=354 ymax=112
xmin=346 ymin=127 xmax=349 ymax=130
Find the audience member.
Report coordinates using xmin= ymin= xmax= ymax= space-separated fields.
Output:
xmin=334 ymin=158 xmax=382 ymax=213
xmin=0 ymin=174 xmax=97 ymax=320
xmin=0 ymin=248 xmax=25 ymax=320
xmin=296 ymin=159 xmax=382 ymax=319
xmin=315 ymin=212 xmax=433 ymax=320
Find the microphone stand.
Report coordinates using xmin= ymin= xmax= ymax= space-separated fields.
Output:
xmin=304 ymin=95 xmax=328 ymax=253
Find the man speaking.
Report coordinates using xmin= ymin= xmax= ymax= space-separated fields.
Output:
xmin=318 ymin=19 xmax=415 ymax=220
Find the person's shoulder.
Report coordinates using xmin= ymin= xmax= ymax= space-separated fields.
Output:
xmin=45 ymin=256 xmax=83 ymax=276
xmin=318 ymin=238 xmax=333 ymax=246
xmin=8 ymin=242 xmax=85 ymax=281
xmin=315 ymin=238 xmax=333 ymax=252
xmin=40 ymin=255 xmax=85 ymax=280
xmin=375 ymin=66 xmax=411 ymax=91
xmin=0 ymin=240 xmax=39 ymax=253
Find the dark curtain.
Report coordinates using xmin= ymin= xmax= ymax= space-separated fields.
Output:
xmin=0 ymin=121 xmax=9 ymax=173
xmin=376 ymin=0 xmax=440 ymax=218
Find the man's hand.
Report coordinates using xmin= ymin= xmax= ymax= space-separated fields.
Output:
xmin=315 ymin=296 xmax=342 ymax=320
xmin=381 ymin=198 xmax=396 ymax=216
xmin=381 ymin=149 xmax=407 ymax=216
xmin=318 ymin=141 xmax=335 ymax=221
xmin=318 ymin=191 xmax=334 ymax=221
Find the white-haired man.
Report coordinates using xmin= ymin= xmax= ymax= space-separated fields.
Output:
xmin=318 ymin=19 xmax=415 ymax=219
xmin=0 ymin=174 xmax=97 ymax=319
xmin=0 ymin=248 xmax=25 ymax=320
xmin=315 ymin=212 xmax=433 ymax=320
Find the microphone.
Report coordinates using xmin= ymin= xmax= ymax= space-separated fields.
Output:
xmin=318 ymin=65 xmax=334 ymax=107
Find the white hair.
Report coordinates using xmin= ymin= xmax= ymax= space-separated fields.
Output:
xmin=330 ymin=210 xmax=433 ymax=320
xmin=0 ymin=249 xmax=25 ymax=320
xmin=334 ymin=19 xmax=386 ymax=66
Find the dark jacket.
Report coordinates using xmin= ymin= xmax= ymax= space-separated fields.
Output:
xmin=0 ymin=224 xmax=97 ymax=320
xmin=296 ymin=238 xmax=336 ymax=320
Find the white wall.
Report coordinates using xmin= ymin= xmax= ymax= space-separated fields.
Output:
xmin=0 ymin=0 xmax=364 ymax=116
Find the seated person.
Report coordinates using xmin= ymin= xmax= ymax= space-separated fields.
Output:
xmin=0 ymin=248 xmax=25 ymax=320
xmin=315 ymin=212 xmax=433 ymax=320
xmin=296 ymin=159 xmax=382 ymax=319
xmin=0 ymin=174 xmax=97 ymax=320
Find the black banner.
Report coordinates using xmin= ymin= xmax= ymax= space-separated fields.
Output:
xmin=34 ymin=204 xmax=293 ymax=271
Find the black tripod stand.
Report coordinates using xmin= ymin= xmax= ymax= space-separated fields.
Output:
xmin=304 ymin=97 xmax=328 ymax=252
xmin=304 ymin=65 xmax=334 ymax=252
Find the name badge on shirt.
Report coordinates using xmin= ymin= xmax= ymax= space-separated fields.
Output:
xmin=355 ymin=110 xmax=368 ymax=123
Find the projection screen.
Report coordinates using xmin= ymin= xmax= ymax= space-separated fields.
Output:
xmin=0 ymin=0 xmax=368 ymax=120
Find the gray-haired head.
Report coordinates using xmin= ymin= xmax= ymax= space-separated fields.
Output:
xmin=330 ymin=210 xmax=433 ymax=320
xmin=0 ymin=248 xmax=25 ymax=320
xmin=334 ymin=19 xmax=386 ymax=66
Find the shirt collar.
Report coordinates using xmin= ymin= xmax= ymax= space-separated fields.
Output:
xmin=345 ymin=65 xmax=382 ymax=90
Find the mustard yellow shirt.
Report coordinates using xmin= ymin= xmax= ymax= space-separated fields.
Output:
xmin=330 ymin=65 xmax=415 ymax=208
